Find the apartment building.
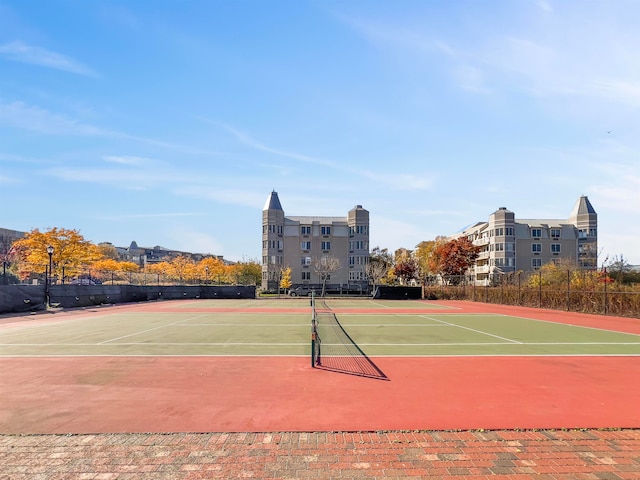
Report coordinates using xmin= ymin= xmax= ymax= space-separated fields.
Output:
xmin=457 ymin=196 xmax=597 ymax=284
xmin=261 ymin=191 xmax=370 ymax=292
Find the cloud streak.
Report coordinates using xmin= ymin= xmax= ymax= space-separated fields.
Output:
xmin=0 ymin=41 xmax=99 ymax=77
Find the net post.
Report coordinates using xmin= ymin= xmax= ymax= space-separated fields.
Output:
xmin=311 ymin=291 xmax=317 ymax=367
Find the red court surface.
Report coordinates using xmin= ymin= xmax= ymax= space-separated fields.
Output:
xmin=1 ymin=355 xmax=639 ymax=434
xmin=1 ymin=300 xmax=640 ymax=479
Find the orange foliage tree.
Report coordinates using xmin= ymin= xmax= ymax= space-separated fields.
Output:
xmin=433 ymin=236 xmax=481 ymax=284
xmin=12 ymin=227 xmax=103 ymax=281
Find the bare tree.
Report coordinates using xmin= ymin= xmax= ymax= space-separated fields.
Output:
xmin=312 ymin=255 xmax=341 ymax=297
xmin=365 ymin=247 xmax=393 ymax=297
xmin=605 ymin=254 xmax=632 ymax=284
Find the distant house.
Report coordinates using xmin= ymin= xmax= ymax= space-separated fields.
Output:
xmin=115 ymin=241 xmax=225 ymax=266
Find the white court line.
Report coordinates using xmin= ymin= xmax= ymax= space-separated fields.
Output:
xmin=97 ymin=313 xmax=209 ymax=345
xmin=505 ymin=314 xmax=640 ymax=338
xmin=419 ymin=315 xmax=523 ymax=344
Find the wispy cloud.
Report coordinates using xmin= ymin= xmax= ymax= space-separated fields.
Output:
xmin=203 ymin=118 xmax=436 ymax=191
xmin=103 ymin=155 xmax=160 ymax=167
xmin=97 ymin=212 xmax=204 ymax=220
xmin=0 ymin=41 xmax=99 ymax=77
xmin=0 ymin=100 xmax=108 ymax=135
xmin=172 ymin=185 xmax=267 ymax=209
xmin=0 ymin=174 xmax=19 ymax=184
xmin=0 ymin=100 xmax=222 ymax=155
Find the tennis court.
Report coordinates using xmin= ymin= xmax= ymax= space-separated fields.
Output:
xmin=1 ymin=297 xmax=639 ymax=434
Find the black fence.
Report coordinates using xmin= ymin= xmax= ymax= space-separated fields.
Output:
xmin=424 ymin=273 xmax=640 ymax=319
xmin=0 ymin=284 xmax=256 ymax=314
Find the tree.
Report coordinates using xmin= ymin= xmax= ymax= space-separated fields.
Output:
xmin=365 ymin=246 xmax=393 ymax=296
xmin=199 ymin=256 xmax=226 ymax=284
xmin=433 ymin=236 xmax=480 ymax=284
xmin=279 ymin=266 xmax=292 ymax=294
xmin=313 ymin=255 xmax=341 ymax=297
xmin=393 ymin=248 xmax=418 ymax=285
xmin=98 ymin=242 xmax=119 ymax=260
xmin=1 ymin=233 xmax=19 ymax=284
xmin=12 ymin=227 xmax=103 ymax=282
xmin=232 ymin=258 xmax=262 ymax=285
xmin=415 ymin=237 xmax=447 ymax=286
xmin=147 ymin=261 xmax=170 ymax=284
xmin=605 ymin=254 xmax=632 ymax=284
xmin=167 ymin=256 xmax=196 ymax=284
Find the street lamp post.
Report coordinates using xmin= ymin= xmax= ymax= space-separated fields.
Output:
xmin=46 ymin=245 xmax=54 ymax=307
xmin=47 ymin=246 xmax=54 ymax=285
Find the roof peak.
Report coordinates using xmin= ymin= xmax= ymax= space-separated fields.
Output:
xmin=263 ymin=191 xmax=283 ymax=211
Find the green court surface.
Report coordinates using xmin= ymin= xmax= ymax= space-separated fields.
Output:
xmin=1 ymin=299 xmax=639 ymax=357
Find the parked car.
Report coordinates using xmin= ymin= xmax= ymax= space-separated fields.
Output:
xmin=289 ymin=286 xmax=316 ymax=297
xmin=70 ymin=278 xmax=101 ymax=285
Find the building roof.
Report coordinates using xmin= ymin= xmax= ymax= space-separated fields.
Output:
xmin=286 ymin=216 xmax=347 ymax=224
xmin=263 ymin=191 xmax=283 ymax=211
xmin=569 ymin=195 xmax=597 ymax=217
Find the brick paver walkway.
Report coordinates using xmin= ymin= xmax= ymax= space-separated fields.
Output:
xmin=1 ymin=429 xmax=639 ymax=479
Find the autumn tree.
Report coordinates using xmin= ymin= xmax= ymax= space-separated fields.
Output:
xmin=433 ymin=236 xmax=480 ymax=284
xmin=415 ymin=237 xmax=447 ymax=286
xmin=92 ymin=259 xmax=140 ymax=284
xmin=1 ymin=232 xmax=19 ymax=284
xmin=199 ymin=256 xmax=226 ymax=284
xmin=313 ymin=255 xmax=341 ymax=297
xmin=147 ymin=261 xmax=170 ymax=284
xmin=12 ymin=227 xmax=103 ymax=282
xmin=230 ymin=258 xmax=262 ymax=285
xmin=393 ymin=248 xmax=418 ymax=285
xmin=365 ymin=246 xmax=393 ymax=296
xmin=98 ymin=242 xmax=119 ymax=260
xmin=167 ymin=256 xmax=197 ymax=284
xmin=279 ymin=266 xmax=292 ymax=294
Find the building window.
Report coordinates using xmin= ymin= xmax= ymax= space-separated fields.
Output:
xmin=589 ymin=228 xmax=597 ymax=237
xmin=321 ymin=226 xmax=331 ymax=235
xmin=505 ymin=243 xmax=515 ymax=252
xmin=551 ymin=228 xmax=561 ymax=239
xmin=531 ymin=228 xmax=542 ymax=238
xmin=301 ymin=226 xmax=311 ymax=235
xmin=532 ymin=258 xmax=542 ymax=269
xmin=551 ymin=243 xmax=561 ymax=253
xmin=532 ymin=244 xmax=541 ymax=253
xmin=350 ymin=240 xmax=368 ymax=250
xmin=356 ymin=225 xmax=368 ymax=234
xmin=322 ymin=241 xmax=331 ymax=250
xmin=506 ymin=227 xmax=514 ymax=236
xmin=301 ymin=241 xmax=311 ymax=250
xmin=495 ymin=243 xmax=504 ymax=251
xmin=301 ymin=256 xmax=311 ymax=266
xmin=302 ymin=271 xmax=310 ymax=280
xmin=495 ymin=227 xmax=504 ymax=236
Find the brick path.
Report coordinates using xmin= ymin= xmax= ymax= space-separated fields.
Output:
xmin=1 ymin=429 xmax=639 ymax=479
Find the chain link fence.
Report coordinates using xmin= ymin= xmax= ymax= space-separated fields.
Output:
xmin=423 ymin=271 xmax=640 ymax=318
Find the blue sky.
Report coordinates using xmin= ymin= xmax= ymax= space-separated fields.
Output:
xmin=1 ymin=0 xmax=639 ymax=264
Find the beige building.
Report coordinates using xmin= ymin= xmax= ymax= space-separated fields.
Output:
xmin=457 ymin=196 xmax=597 ymax=284
xmin=261 ymin=191 xmax=370 ymax=292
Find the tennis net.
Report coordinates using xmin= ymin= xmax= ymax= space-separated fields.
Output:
xmin=311 ymin=293 xmax=387 ymax=380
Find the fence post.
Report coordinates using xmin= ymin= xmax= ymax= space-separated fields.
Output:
xmin=538 ymin=270 xmax=542 ymax=308
xmin=603 ymin=267 xmax=608 ymax=315
xmin=566 ymin=269 xmax=570 ymax=311
xmin=518 ymin=272 xmax=521 ymax=305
